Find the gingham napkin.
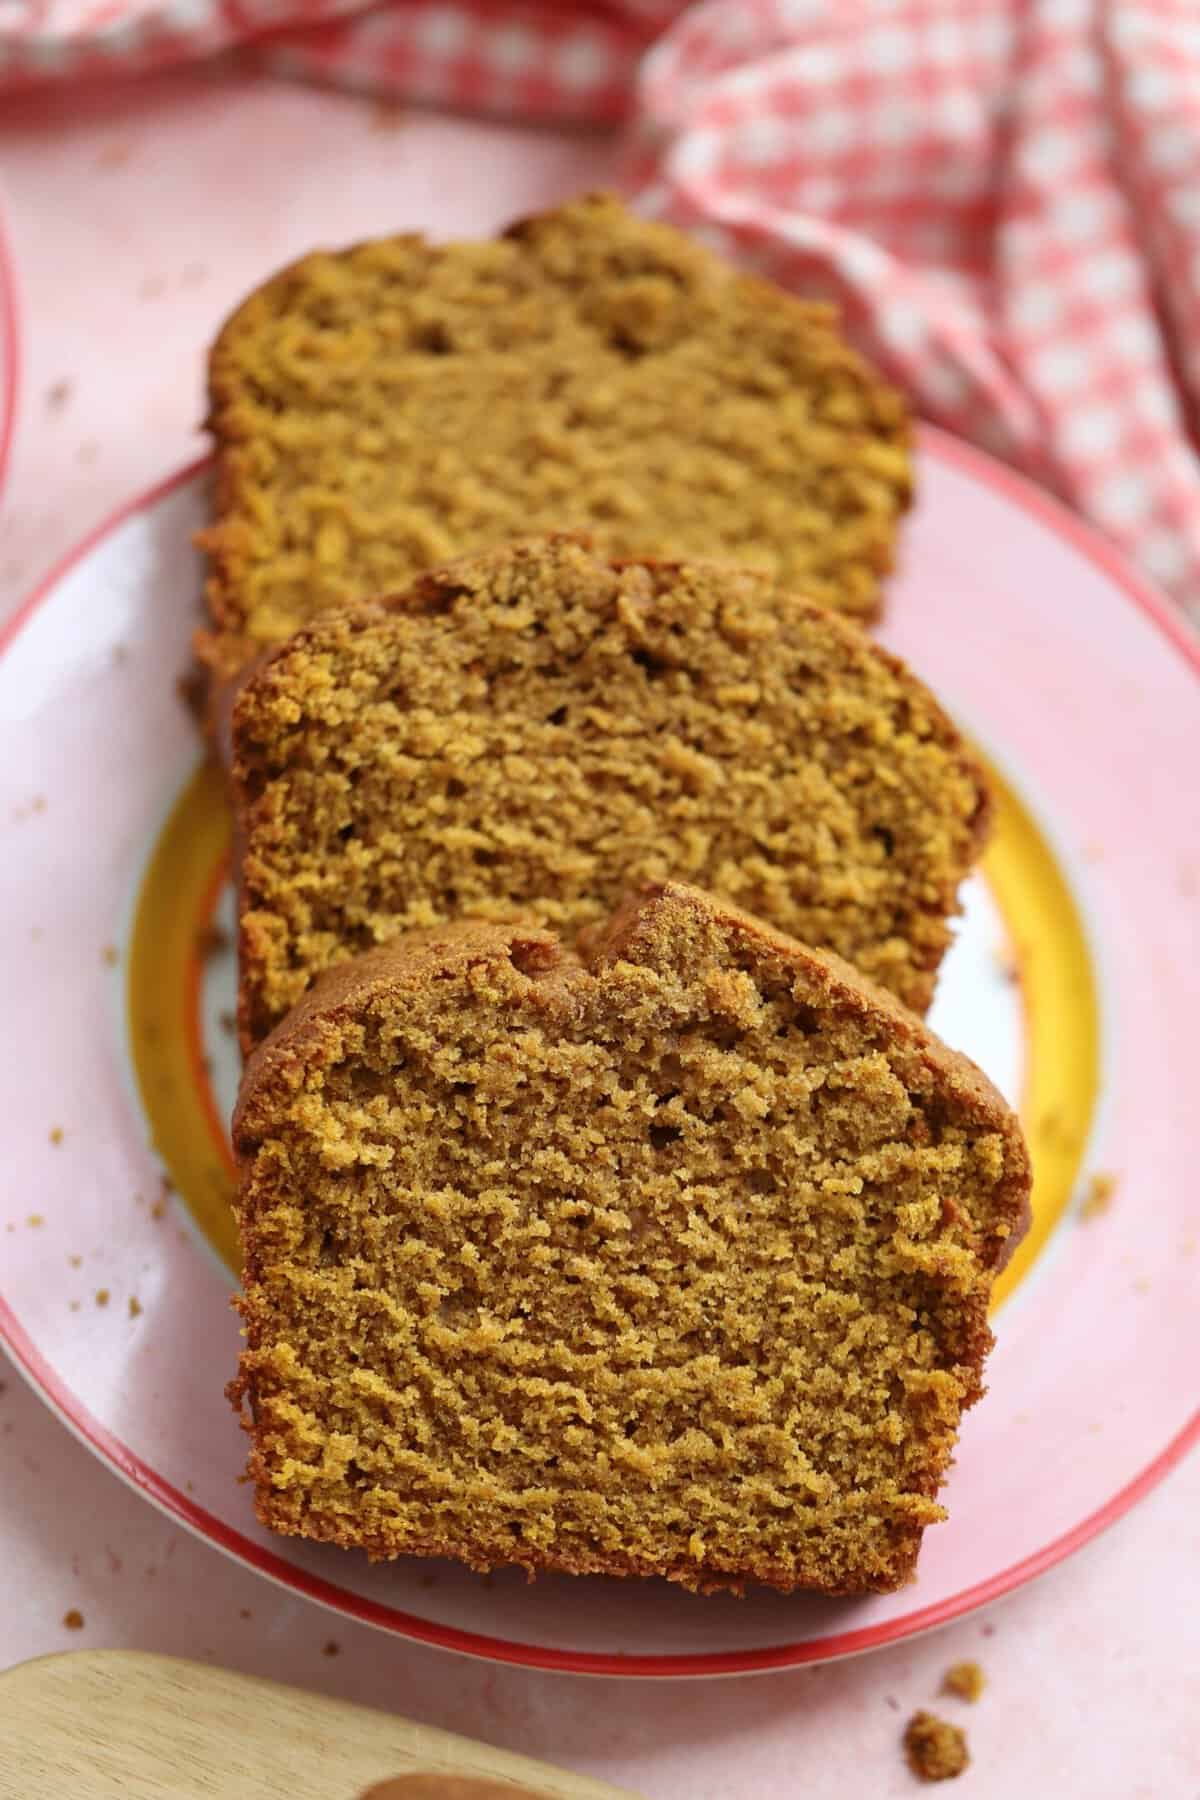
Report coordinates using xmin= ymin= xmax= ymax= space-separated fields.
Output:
xmin=6 ymin=0 xmax=1200 ymax=621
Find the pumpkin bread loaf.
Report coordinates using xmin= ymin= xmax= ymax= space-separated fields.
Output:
xmin=230 ymin=880 xmax=1031 ymax=1595
xmin=200 ymin=192 xmax=911 ymax=685
xmin=231 ymin=536 xmax=989 ymax=1049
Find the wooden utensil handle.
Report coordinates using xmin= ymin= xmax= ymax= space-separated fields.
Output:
xmin=0 ymin=1651 xmax=639 ymax=1800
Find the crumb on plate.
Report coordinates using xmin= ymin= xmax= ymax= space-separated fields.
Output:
xmin=196 ymin=923 xmax=231 ymax=960
xmin=1079 ymin=1171 xmax=1117 ymax=1221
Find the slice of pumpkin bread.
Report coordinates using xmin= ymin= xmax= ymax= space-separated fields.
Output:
xmin=231 ymin=536 xmax=989 ymax=1048
xmin=230 ymin=880 xmax=1030 ymax=1596
xmin=199 ymin=191 xmax=911 ymax=685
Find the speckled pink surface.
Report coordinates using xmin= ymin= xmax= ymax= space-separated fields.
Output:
xmin=1 ymin=67 xmax=1199 ymax=1798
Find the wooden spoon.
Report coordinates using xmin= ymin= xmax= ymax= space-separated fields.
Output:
xmin=0 ymin=1650 xmax=640 ymax=1799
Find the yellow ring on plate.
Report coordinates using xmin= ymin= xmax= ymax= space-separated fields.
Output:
xmin=127 ymin=758 xmax=1100 ymax=1306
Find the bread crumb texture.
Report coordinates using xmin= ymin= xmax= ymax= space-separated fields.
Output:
xmin=942 ymin=1658 xmax=986 ymax=1701
xmin=200 ymin=192 xmax=911 ymax=682
xmin=230 ymin=882 xmax=1030 ymax=1597
xmin=905 ymin=1711 xmax=970 ymax=1781
xmin=233 ymin=537 xmax=987 ymax=1046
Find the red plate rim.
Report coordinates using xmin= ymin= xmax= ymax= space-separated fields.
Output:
xmin=0 ymin=196 xmax=21 ymax=510
xmin=2 ymin=429 xmax=1198 ymax=1677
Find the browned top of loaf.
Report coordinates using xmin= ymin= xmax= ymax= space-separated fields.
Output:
xmin=588 ymin=881 xmax=1030 ymax=1271
xmin=242 ymin=881 xmax=1028 ymax=1273
xmin=232 ymin=880 xmax=1031 ymax=1597
xmin=231 ymin=536 xmax=989 ymax=1048
xmin=199 ymin=191 xmax=911 ymax=682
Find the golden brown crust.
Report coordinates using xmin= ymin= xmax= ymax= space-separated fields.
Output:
xmin=235 ymin=921 xmax=572 ymax=1149
xmin=231 ymin=881 xmax=1030 ymax=1596
xmin=590 ymin=881 xmax=1030 ymax=1272
xmin=200 ymin=191 xmax=911 ymax=689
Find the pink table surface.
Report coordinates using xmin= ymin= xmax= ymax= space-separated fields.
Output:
xmin=2 ymin=67 xmax=1198 ymax=1800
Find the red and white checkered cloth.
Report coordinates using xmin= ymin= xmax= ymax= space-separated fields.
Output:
xmin=5 ymin=0 xmax=1200 ymax=619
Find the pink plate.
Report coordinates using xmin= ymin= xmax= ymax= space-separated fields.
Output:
xmin=1 ymin=428 xmax=1198 ymax=1676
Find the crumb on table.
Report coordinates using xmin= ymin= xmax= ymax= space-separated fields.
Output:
xmin=128 ymin=1296 xmax=143 ymax=1318
xmin=942 ymin=1660 xmax=985 ymax=1702
xmin=62 ymin=1609 xmax=85 ymax=1630
xmin=904 ymin=1712 xmax=969 ymax=1782
xmin=322 ymin=1640 xmax=340 ymax=1657
xmin=1079 ymin=1171 xmax=1117 ymax=1221
xmin=49 ymin=1127 xmax=64 ymax=1147
xmin=95 ymin=1289 xmax=110 ymax=1308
